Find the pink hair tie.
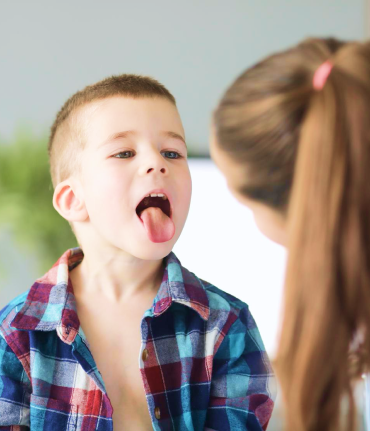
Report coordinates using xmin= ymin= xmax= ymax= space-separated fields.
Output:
xmin=313 ymin=61 xmax=333 ymax=90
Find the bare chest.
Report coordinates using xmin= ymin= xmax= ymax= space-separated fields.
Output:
xmin=77 ymin=302 xmax=153 ymax=431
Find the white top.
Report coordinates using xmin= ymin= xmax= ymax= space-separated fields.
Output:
xmin=364 ymin=374 xmax=370 ymax=430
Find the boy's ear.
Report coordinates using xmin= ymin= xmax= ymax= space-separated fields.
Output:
xmin=53 ymin=180 xmax=88 ymax=222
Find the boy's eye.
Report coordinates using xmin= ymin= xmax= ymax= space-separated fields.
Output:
xmin=113 ymin=151 xmax=135 ymax=159
xmin=161 ymin=151 xmax=181 ymax=159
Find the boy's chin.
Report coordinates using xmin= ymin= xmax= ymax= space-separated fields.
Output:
xmin=130 ymin=241 xmax=176 ymax=261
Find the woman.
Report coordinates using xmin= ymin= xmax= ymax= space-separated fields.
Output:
xmin=211 ymin=38 xmax=370 ymax=431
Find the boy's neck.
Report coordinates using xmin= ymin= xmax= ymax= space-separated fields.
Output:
xmin=70 ymin=247 xmax=165 ymax=304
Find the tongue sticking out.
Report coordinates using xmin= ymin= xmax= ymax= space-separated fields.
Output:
xmin=140 ymin=207 xmax=175 ymax=243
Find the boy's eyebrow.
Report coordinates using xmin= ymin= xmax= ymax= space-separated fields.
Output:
xmin=99 ymin=130 xmax=187 ymax=148
xmin=161 ymin=131 xmax=187 ymax=147
xmin=99 ymin=130 xmax=136 ymax=148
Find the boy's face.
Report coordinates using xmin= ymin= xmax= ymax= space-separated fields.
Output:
xmin=75 ymin=96 xmax=192 ymax=260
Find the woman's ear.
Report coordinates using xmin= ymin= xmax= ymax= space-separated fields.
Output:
xmin=53 ymin=180 xmax=88 ymax=222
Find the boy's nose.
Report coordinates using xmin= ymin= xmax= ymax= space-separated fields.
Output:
xmin=138 ymin=155 xmax=168 ymax=177
xmin=146 ymin=167 xmax=166 ymax=174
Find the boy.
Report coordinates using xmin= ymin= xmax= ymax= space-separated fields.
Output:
xmin=0 ymin=75 xmax=276 ymax=430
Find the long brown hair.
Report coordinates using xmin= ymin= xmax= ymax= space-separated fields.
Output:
xmin=213 ymin=38 xmax=370 ymax=430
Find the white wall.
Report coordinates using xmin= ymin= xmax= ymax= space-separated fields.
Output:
xmin=174 ymin=159 xmax=286 ymax=356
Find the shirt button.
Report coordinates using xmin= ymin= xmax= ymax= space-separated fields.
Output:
xmin=142 ymin=348 xmax=149 ymax=362
xmin=154 ymin=406 xmax=161 ymax=420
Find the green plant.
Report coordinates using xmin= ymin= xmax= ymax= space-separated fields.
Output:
xmin=0 ymin=129 xmax=77 ymax=275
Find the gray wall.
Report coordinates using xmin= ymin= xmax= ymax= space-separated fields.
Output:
xmin=0 ymin=0 xmax=366 ymax=154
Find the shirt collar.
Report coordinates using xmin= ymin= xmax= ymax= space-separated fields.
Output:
xmin=11 ymin=247 xmax=209 ymax=344
xmin=152 ymin=251 xmax=210 ymax=321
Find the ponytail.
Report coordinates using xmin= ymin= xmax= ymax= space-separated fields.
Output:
xmin=276 ymin=42 xmax=370 ymax=430
xmin=213 ymin=38 xmax=370 ymax=430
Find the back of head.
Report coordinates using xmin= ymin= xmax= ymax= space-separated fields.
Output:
xmin=214 ymin=38 xmax=370 ymax=431
xmin=48 ymin=74 xmax=176 ymax=188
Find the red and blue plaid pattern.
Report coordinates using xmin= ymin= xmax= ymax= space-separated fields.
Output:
xmin=0 ymin=248 xmax=276 ymax=430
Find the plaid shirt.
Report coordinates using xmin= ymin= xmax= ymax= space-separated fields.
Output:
xmin=0 ymin=248 xmax=276 ymax=430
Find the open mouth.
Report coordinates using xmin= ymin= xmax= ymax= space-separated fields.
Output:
xmin=136 ymin=194 xmax=172 ymax=219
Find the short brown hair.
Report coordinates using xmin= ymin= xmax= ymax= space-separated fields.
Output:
xmin=48 ymin=74 xmax=176 ymax=187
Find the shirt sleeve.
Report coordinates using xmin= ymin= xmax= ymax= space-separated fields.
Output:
xmin=0 ymin=334 xmax=31 ymax=429
xmin=205 ymin=305 xmax=277 ymax=431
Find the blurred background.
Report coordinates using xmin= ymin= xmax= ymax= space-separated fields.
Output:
xmin=0 ymin=1 xmax=368 ymax=429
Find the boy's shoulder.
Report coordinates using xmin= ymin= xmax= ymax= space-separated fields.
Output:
xmin=199 ymin=277 xmax=248 ymax=313
xmin=0 ymin=290 xmax=30 ymax=330
xmin=0 ymin=290 xmax=31 ymax=367
xmin=181 ymin=266 xmax=268 ymax=359
xmin=167 ymin=252 xmax=249 ymax=320
xmin=179 ymin=263 xmax=249 ymax=324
